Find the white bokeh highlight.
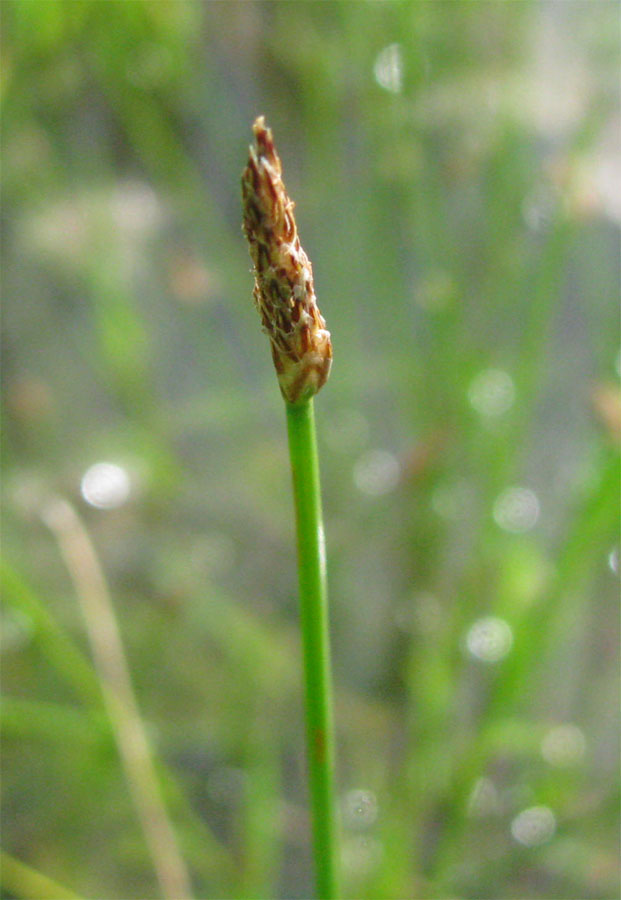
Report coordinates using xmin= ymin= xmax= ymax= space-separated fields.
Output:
xmin=353 ymin=450 xmax=400 ymax=496
xmin=511 ymin=805 xmax=556 ymax=847
xmin=342 ymin=789 xmax=379 ymax=830
xmin=468 ymin=368 xmax=516 ymax=417
xmin=466 ymin=616 xmax=513 ymax=663
xmin=374 ymin=44 xmax=403 ymax=94
xmin=81 ymin=462 xmax=131 ymax=510
xmin=493 ymin=486 xmax=540 ymax=533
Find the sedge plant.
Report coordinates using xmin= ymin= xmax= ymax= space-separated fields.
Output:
xmin=241 ymin=117 xmax=339 ymax=899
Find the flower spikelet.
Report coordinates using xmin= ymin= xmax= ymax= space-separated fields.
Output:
xmin=241 ymin=116 xmax=332 ymax=405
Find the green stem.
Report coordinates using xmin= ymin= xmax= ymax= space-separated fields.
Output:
xmin=285 ymin=400 xmax=339 ymax=900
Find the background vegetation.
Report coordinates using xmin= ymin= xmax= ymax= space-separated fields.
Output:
xmin=2 ymin=2 xmax=619 ymax=898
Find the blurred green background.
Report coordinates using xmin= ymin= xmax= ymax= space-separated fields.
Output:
xmin=1 ymin=2 xmax=620 ymax=898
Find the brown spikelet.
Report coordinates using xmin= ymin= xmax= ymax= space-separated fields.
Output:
xmin=241 ymin=116 xmax=332 ymax=405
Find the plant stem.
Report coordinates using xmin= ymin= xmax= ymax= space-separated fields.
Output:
xmin=285 ymin=399 xmax=339 ymax=900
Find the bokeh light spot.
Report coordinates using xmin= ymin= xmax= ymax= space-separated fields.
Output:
xmin=493 ymin=486 xmax=540 ymax=533
xmin=468 ymin=368 xmax=515 ymax=417
xmin=374 ymin=44 xmax=403 ymax=94
xmin=466 ymin=616 xmax=513 ymax=663
xmin=607 ymin=546 xmax=619 ymax=577
xmin=81 ymin=462 xmax=131 ymax=510
xmin=510 ymin=805 xmax=556 ymax=846
xmin=342 ymin=789 xmax=378 ymax=830
xmin=353 ymin=450 xmax=400 ymax=496
xmin=541 ymin=724 xmax=586 ymax=767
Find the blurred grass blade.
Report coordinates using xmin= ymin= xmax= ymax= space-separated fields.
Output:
xmin=0 ymin=851 xmax=82 ymax=900
xmin=0 ymin=695 xmax=109 ymax=745
xmin=41 ymin=497 xmax=193 ymax=900
xmin=0 ymin=560 xmax=101 ymax=707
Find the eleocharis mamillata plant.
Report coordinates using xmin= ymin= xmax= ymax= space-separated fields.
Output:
xmin=241 ymin=117 xmax=339 ymax=899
